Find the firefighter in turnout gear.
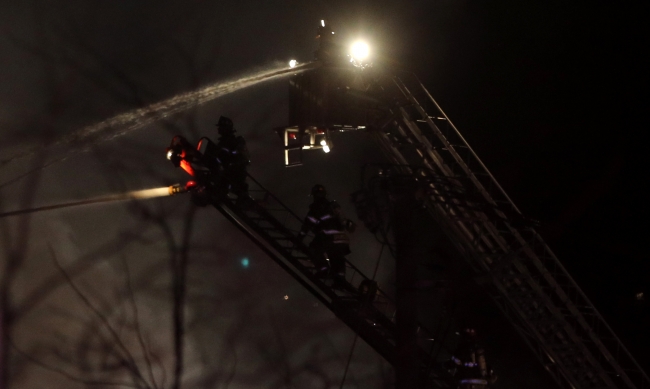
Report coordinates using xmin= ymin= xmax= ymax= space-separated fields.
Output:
xmin=298 ymin=185 xmax=356 ymax=284
xmin=447 ymin=328 xmax=497 ymax=389
xmin=213 ymin=116 xmax=250 ymax=198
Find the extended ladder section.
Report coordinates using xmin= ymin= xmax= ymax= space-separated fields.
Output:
xmin=369 ymin=73 xmax=649 ymax=389
xmin=207 ymin=174 xmax=455 ymax=388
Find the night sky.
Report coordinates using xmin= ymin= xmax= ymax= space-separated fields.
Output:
xmin=0 ymin=1 xmax=647 ymax=388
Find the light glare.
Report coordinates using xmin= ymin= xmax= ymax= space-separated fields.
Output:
xmin=289 ymin=59 xmax=298 ymax=68
xmin=351 ymin=41 xmax=370 ymax=60
xmin=321 ymin=20 xmax=325 ymax=27
xmin=128 ymin=187 xmax=173 ymax=200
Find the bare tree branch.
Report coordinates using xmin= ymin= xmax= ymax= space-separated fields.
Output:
xmin=47 ymin=243 xmax=152 ymax=389
xmin=122 ymin=257 xmax=159 ymax=389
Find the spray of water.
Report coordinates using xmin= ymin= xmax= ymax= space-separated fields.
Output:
xmin=0 ymin=185 xmax=182 ymax=219
xmin=0 ymin=62 xmax=314 ymax=183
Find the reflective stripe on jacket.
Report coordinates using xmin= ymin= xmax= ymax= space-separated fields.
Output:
xmin=301 ymin=200 xmax=350 ymax=245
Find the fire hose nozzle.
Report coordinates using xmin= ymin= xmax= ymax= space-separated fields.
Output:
xmin=168 ymin=183 xmax=187 ymax=196
xmin=168 ymin=181 xmax=201 ymax=196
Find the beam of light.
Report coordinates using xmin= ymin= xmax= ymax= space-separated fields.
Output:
xmin=0 ymin=62 xmax=317 ymax=189
xmin=350 ymin=41 xmax=369 ymax=61
xmin=0 ymin=185 xmax=183 ymax=219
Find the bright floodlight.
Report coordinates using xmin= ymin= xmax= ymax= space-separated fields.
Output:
xmin=351 ymin=41 xmax=369 ymax=61
xmin=320 ymin=139 xmax=330 ymax=153
xmin=289 ymin=59 xmax=298 ymax=68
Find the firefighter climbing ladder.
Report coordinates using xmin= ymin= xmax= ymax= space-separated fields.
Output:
xmin=365 ymin=72 xmax=650 ymax=389
xmin=206 ymin=174 xmax=456 ymax=388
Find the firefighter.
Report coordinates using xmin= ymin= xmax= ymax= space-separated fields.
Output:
xmin=447 ymin=328 xmax=497 ymax=389
xmin=213 ymin=116 xmax=250 ymax=198
xmin=298 ymin=184 xmax=355 ymax=284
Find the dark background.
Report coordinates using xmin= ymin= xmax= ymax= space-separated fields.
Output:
xmin=0 ymin=1 xmax=647 ymax=387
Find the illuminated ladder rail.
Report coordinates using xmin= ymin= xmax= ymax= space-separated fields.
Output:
xmin=368 ymin=73 xmax=649 ymax=389
xmin=208 ymin=173 xmax=456 ymax=388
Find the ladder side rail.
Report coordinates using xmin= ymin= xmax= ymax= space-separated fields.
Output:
xmin=370 ymin=129 xmax=495 ymax=275
xmin=527 ymin=232 xmax=650 ymax=388
xmin=370 ymin=119 xmax=616 ymax=386
xmin=389 ymin=115 xmax=505 ymax=257
xmin=390 ymin=113 xmax=522 ymax=275
xmin=497 ymin=258 xmax=613 ymax=388
xmin=391 ymin=77 xmax=507 ymax=206
xmin=387 ymin=84 xmax=522 ymax=265
xmin=490 ymin=293 xmax=577 ymax=389
xmin=391 ymin=78 xmax=513 ymax=232
xmin=393 ymin=76 xmax=648 ymax=388
xmin=379 ymin=103 xmax=507 ymax=259
xmin=494 ymin=274 xmax=593 ymax=388
xmin=370 ymin=129 xmax=591 ymax=387
xmin=398 ymin=74 xmax=520 ymax=214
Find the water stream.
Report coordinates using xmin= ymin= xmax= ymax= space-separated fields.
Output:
xmin=0 ymin=62 xmax=312 ymax=188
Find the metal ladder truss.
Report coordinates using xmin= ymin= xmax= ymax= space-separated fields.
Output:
xmin=205 ymin=173 xmax=456 ymax=387
xmin=367 ymin=71 xmax=649 ymax=389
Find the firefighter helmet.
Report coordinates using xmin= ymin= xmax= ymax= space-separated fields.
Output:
xmin=311 ymin=184 xmax=327 ymax=198
xmin=216 ymin=116 xmax=235 ymax=135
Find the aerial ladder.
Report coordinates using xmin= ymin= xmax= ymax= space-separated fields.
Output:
xmin=275 ymin=59 xmax=649 ymax=389
xmin=165 ymin=24 xmax=648 ymax=388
